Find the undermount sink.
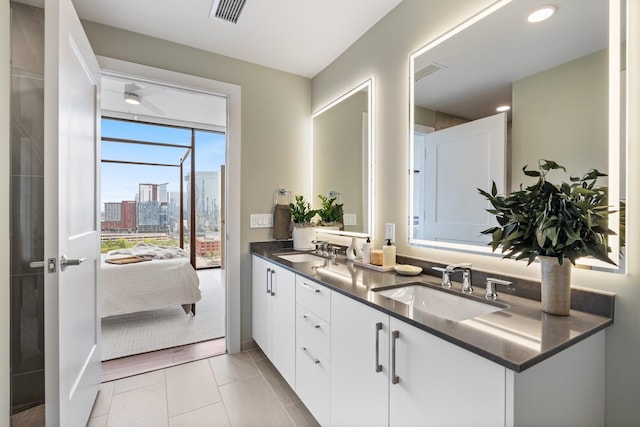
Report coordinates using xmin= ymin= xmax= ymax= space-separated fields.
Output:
xmin=374 ymin=283 xmax=508 ymax=322
xmin=276 ymin=252 xmax=325 ymax=263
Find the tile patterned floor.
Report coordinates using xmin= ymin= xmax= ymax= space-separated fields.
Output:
xmin=87 ymin=348 xmax=320 ymax=427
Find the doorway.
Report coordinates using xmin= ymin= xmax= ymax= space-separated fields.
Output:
xmin=99 ymin=112 xmax=228 ymax=361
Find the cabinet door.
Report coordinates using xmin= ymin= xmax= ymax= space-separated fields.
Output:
xmin=252 ymin=255 xmax=272 ymax=357
xmin=331 ymin=291 xmax=390 ymax=427
xmin=389 ymin=317 xmax=505 ymax=427
xmin=270 ymin=263 xmax=296 ymax=388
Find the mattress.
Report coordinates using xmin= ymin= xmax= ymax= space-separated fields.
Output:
xmin=101 ymin=255 xmax=201 ymax=318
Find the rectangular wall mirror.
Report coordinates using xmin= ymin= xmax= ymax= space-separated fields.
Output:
xmin=409 ymin=0 xmax=626 ymax=271
xmin=313 ymin=79 xmax=373 ymax=237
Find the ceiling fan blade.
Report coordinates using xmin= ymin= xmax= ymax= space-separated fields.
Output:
xmin=140 ymin=98 xmax=165 ymax=116
xmin=135 ymin=86 xmax=165 ymax=98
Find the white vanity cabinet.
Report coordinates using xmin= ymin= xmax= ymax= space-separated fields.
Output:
xmin=295 ymin=276 xmax=331 ymax=426
xmin=331 ymin=291 xmax=505 ymax=427
xmin=251 ymin=255 xmax=296 ymax=388
xmin=331 ymin=290 xmax=390 ymax=427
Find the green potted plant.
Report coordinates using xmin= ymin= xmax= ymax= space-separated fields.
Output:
xmin=478 ymin=160 xmax=616 ymax=315
xmin=317 ymin=194 xmax=344 ymax=229
xmin=289 ymin=195 xmax=318 ymax=250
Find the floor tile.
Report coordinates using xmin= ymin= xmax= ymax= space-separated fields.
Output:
xmin=254 ymin=358 xmax=300 ymax=406
xmin=246 ymin=347 xmax=266 ymax=362
xmin=165 ymin=359 xmax=221 ymax=417
xmin=86 ymin=414 xmax=108 ymax=427
xmin=285 ymin=401 xmax=321 ymax=427
xmin=219 ymin=375 xmax=293 ymax=427
xmin=90 ymin=381 xmax=114 ymax=419
xmin=168 ymin=402 xmax=231 ymax=427
xmin=113 ymin=369 xmax=165 ymax=394
xmin=209 ymin=352 xmax=259 ymax=385
xmin=107 ymin=382 xmax=168 ymax=427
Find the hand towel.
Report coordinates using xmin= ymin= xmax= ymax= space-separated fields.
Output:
xmin=273 ymin=204 xmax=292 ymax=239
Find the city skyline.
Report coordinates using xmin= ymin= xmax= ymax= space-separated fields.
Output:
xmin=101 ymin=118 xmax=226 ymax=204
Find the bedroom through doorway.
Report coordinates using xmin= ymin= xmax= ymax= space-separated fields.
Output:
xmin=98 ymin=75 xmax=228 ymax=363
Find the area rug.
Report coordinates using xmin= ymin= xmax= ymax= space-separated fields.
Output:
xmin=101 ymin=268 xmax=225 ymax=360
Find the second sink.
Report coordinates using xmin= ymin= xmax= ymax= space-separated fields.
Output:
xmin=374 ymin=283 xmax=508 ymax=322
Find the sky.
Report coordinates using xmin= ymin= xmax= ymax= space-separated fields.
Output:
xmin=101 ymin=118 xmax=226 ymax=205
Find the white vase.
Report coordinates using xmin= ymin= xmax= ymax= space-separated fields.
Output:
xmin=292 ymin=225 xmax=316 ymax=250
xmin=539 ymin=255 xmax=572 ymax=316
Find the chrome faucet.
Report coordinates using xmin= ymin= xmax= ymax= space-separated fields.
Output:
xmin=312 ymin=240 xmax=329 ymax=257
xmin=433 ymin=263 xmax=473 ymax=293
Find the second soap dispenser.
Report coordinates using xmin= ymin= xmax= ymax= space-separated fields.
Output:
xmin=382 ymin=239 xmax=396 ymax=267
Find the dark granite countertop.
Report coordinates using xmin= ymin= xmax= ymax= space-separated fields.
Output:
xmin=250 ymin=241 xmax=615 ymax=372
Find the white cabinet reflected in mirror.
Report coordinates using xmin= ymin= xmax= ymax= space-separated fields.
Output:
xmin=409 ymin=0 xmax=626 ymax=270
xmin=313 ymin=79 xmax=373 ymax=236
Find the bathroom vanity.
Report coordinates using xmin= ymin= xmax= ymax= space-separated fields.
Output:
xmin=251 ymin=241 xmax=614 ymax=427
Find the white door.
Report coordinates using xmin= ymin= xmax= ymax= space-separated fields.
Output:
xmin=44 ymin=0 xmax=101 ymax=425
xmin=422 ymin=113 xmax=506 ymax=245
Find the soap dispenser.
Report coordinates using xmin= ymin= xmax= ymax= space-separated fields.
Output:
xmin=362 ymin=237 xmax=371 ymax=263
xmin=382 ymin=239 xmax=396 ymax=267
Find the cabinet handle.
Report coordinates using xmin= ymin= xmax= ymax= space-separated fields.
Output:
xmin=270 ymin=270 xmax=276 ymax=296
xmin=301 ymin=346 xmax=320 ymax=364
xmin=301 ymin=282 xmax=321 ymax=293
xmin=375 ymin=322 xmax=383 ymax=373
xmin=303 ymin=314 xmax=321 ymax=329
xmin=266 ymin=268 xmax=271 ymax=294
xmin=391 ymin=330 xmax=400 ymax=384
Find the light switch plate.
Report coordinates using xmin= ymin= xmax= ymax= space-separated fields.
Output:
xmin=250 ymin=214 xmax=273 ymax=228
xmin=343 ymin=213 xmax=357 ymax=226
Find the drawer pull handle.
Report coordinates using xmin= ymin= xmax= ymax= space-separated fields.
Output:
xmin=302 ymin=282 xmax=321 ymax=293
xmin=375 ymin=322 xmax=383 ymax=373
xmin=303 ymin=314 xmax=321 ymax=329
xmin=391 ymin=330 xmax=400 ymax=384
xmin=302 ymin=346 xmax=320 ymax=364
xmin=266 ymin=268 xmax=271 ymax=294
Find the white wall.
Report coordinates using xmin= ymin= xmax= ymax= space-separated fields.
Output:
xmin=1 ymin=0 xmax=10 ymax=423
xmin=311 ymin=0 xmax=640 ymax=424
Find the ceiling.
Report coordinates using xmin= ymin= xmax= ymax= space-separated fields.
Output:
xmin=71 ymin=0 xmax=404 ymax=78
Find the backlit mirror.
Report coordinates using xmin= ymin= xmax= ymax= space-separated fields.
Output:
xmin=409 ymin=0 xmax=626 ymax=270
xmin=313 ymin=79 xmax=373 ymax=236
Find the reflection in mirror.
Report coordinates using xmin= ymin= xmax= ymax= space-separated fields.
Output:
xmin=313 ymin=79 xmax=372 ymax=236
xmin=409 ymin=0 xmax=626 ymax=270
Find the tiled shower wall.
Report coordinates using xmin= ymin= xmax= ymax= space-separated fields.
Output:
xmin=10 ymin=1 xmax=45 ymax=414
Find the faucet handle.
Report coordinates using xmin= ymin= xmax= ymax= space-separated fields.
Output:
xmin=432 ymin=267 xmax=452 ymax=289
xmin=485 ymin=278 xmax=512 ymax=301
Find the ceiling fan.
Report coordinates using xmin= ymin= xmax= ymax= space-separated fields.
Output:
xmin=121 ymin=83 xmax=165 ymax=115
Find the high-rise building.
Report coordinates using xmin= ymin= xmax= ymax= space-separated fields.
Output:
xmin=194 ymin=171 xmax=219 ymax=229
xmin=138 ymin=183 xmax=169 ymax=203
xmin=121 ymin=201 xmax=137 ymax=231
xmin=104 ymin=202 xmax=122 ymax=222
xmin=137 ymin=201 xmax=162 ymax=232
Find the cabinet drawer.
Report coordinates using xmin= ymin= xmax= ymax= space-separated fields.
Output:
xmin=297 ymin=304 xmax=330 ymax=360
xmin=296 ymin=276 xmax=330 ymax=321
xmin=296 ymin=344 xmax=330 ymax=427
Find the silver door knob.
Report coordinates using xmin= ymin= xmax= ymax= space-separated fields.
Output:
xmin=60 ymin=255 xmax=87 ymax=271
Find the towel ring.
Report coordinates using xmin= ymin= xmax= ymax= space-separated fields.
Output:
xmin=274 ymin=188 xmax=292 ymax=204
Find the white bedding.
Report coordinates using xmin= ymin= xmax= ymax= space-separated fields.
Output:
xmin=101 ymin=254 xmax=201 ymax=318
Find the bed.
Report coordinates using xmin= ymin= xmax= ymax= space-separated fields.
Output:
xmin=101 ymin=243 xmax=201 ymax=318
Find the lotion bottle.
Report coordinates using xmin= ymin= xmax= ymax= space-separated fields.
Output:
xmin=382 ymin=239 xmax=396 ymax=267
xmin=362 ymin=237 xmax=371 ymax=263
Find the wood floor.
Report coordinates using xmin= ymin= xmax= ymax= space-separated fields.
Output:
xmin=101 ymin=338 xmax=226 ymax=382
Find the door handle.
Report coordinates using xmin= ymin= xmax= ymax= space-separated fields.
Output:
xmin=375 ymin=322 xmax=383 ymax=373
xmin=391 ymin=330 xmax=400 ymax=384
xmin=30 ymin=258 xmax=57 ymax=273
xmin=60 ymin=255 xmax=86 ymax=271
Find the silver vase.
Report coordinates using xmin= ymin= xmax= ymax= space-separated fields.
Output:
xmin=539 ymin=255 xmax=572 ymax=315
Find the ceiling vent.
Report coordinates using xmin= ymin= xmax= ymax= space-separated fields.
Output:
xmin=415 ymin=62 xmax=447 ymax=81
xmin=209 ymin=0 xmax=247 ymax=24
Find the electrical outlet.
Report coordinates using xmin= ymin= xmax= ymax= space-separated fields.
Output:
xmin=385 ymin=223 xmax=395 ymax=241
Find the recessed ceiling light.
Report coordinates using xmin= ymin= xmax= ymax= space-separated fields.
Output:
xmin=527 ymin=5 xmax=556 ymax=23
xmin=496 ymin=105 xmax=511 ymax=112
